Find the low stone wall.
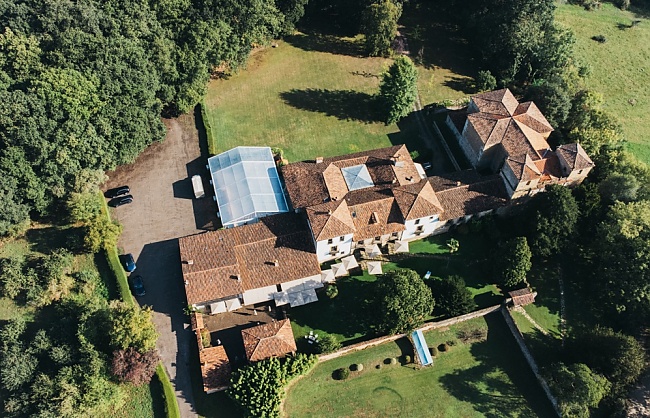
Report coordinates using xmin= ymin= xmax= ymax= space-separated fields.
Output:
xmin=501 ymin=307 xmax=561 ymax=417
xmin=318 ymin=304 xmax=501 ymax=362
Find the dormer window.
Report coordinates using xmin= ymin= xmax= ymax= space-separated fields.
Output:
xmin=339 ymin=236 xmax=345 ymax=242
xmin=415 ymin=219 xmax=420 ymax=225
xmin=327 ymin=238 xmax=333 ymax=244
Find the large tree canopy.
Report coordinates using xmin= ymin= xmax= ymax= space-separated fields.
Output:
xmin=371 ymin=268 xmax=434 ymax=335
xmin=379 ymin=55 xmax=418 ymax=124
xmin=0 ymin=0 xmax=303 ymax=236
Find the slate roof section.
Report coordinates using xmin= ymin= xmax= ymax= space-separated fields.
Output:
xmin=282 ymin=145 xmax=420 ymax=209
xmin=306 ymin=199 xmax=356 ymax=241
xmin=242 ymin=319 xmax=297 ymax=362
xmin=179 ymin=213 xmax=321 ymax=305
xmin=200 ymin=345 xmax=231 ymax=392
xmin=393 ymin=181 xmax=444 ymax=221
xmin=556 ymin=143 xmax=595 ymax=171
xmin=429 ymin=174 xmax=508 ymax=221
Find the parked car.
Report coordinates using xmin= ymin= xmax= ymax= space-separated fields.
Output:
xmin=422 ymin=162 xmax=432 ymax=171
xmin=108 ymin=194 xmax=133 ymax=207
xmin=105 ymin=185 xmax=130 ymax=199
xmin=121 ymin=253 xmax=136 ymax=272
xmin=129 ymin=274 xmax=146 ymax=297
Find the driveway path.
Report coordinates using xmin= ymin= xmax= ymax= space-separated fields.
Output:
xmin=106 ymin=113 xmax=217 ymax=417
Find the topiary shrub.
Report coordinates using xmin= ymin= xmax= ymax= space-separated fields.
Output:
xmin=351 ymin=363 xmax=363 ymax=372
xmin=430 ymin=346 xmax=439 ymax=357
xmin=325 ymin=284 xmax=338 ymax=299
xmin=333 ymin=367 xmax=349 ymax=380
xmin=438 ymin=343 xmax=448 ymax=352
xmin=403 ymin=355 xmax=412 ymax=364
xmin=390 ymin=357 xmax=398 ymax=365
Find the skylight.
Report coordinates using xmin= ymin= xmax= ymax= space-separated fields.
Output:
xmin=341 ymin=164 xmax=374 ymax=191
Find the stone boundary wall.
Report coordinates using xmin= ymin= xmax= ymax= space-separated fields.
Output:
xmin=318 ymin=304 xmax=502 ymax=362
xmin=501 ymin=307 xmax=562 ymax=417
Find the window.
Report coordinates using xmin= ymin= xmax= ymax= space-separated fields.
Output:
xmin=375 ymin=236 xmax=381 ymax=241
xmin=391 ymin=232 xmax=398 ymax=237
xmin=416 ymin=225 xmax=424 ymax=232
xmin=358 ymin=240 xmax=364 ymax=245
xmin=327 ymin=238 xmax=333 ymax=244
xmin=329 ymin=245 xmax=338 ymax=254
xmin=578 ymin=170 xmax=583 ymax=175
xmin=339 ymin=236 xmax=345 ymax=242
xmin=526 ymin=181 xmax=531 ymax=186
xmin=415 ymin=219 xmax=420 ymax=225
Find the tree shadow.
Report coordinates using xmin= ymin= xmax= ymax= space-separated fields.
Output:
xmin=443 ymin=76 xmax=476 ymax=94
xmin=25 ymin=225 xmax=85 ymax=255
xmin=279 ymin=89 xmax=381 ymax=123
xmin=284 ymin=32 xmax=363 ymax=57
xmin=439 ymin=314 xmax=558 ymax=418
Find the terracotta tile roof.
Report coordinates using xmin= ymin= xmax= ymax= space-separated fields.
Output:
xmin=466 ymin=88 xmax=553 ymax=161
xmin=179 ymin=213 xmax=321 ymax=305
xmin=306 ymin=199 xmax=356 ymax=241
xmin=505 ymin=154 xmax=542 ymax=181
xmin=241 ymin=319 xmax=297 ymax=362
xmin=282 ymin=145 xmax=420 ymax=209
xmin=346 ymin=188 xmax=406 ymax=241
xmin=190 ymin=312 xmax=204 ymax=331
xmin=427 ymin=170 xmax=486 ymax=192
xmin=429 ymin=174 xmax=508 ymax=221
xmin=556 ymin=143 xmax=595 ymax=171
xmin=200 ymin=345 xmax=231 ymax=392
xmin=534 ymin=154 xmax=563 ymax=181
xmin=393 ymin=180 xmax=444 ymax=221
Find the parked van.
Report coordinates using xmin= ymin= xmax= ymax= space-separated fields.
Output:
xmin=191 ymin=175 xmax=205 ymax=198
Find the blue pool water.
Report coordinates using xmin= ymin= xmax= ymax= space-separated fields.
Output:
xmin=412 ymin=329 xmax=433 ymax=366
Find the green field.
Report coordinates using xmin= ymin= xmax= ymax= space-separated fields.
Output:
xmin=556 ymin=2 xmax=650 ymax=163
xmin=284 ymin=314 xmax=557 ymax=417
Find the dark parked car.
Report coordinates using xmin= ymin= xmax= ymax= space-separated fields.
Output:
xmin=104 ymin=185 xmax=130 ymax=199
xmin=130 ymin=275 xmax=145 ymax=297
xmin=108 ymin=194 xmax=133 ymax=207
xmin=121 ymin=253 xmax=136 ymax=272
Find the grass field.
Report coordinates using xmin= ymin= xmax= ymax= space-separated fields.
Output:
xmin=284 ymin=314 xmax=557 ymax=417
xmin=556 ymin=2 xmax=650 ymax=164
xmin=204 ymin=35 xmax=408 ymax=162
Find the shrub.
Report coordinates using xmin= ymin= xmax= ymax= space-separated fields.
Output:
xmin=430 ymin=346 xmax=439 ymax=357
xmin=390 ymin=357 xmax=397 ymax=365
xmin=353 ymin=363 xmax=363 ymax=372
xmin=616 ymin=0 xmax=630 ymax=10
xmin=438 ymin=343 xmax=449 ymax=352
xmin=314 ymin=333 xmax=341 ymax=354
xmin=403 ymin=355 xmax=412 ymax=364
xmin=475 ymin=70 xmax=497 ymax=92
xmin=200 ymin=328 xmax=211 ymax=348
xmin=376 ymin=364 xmax=382 ymax=369
xmin=409 ymin=150 xmax=420 ymax=160
xmin=325 ymin=284 xmax=338 ymax=299
xmin=111 ymin=348 xmax=159 ymax=385
xmin=333 ymin=367 xmax=349 ymax=380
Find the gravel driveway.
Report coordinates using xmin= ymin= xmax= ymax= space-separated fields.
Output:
xmin=105 ymin=113 xmax=218 ymax=417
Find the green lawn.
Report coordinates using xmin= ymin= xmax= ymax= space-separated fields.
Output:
xmin=556 ymin=2 xmax=650 ymax=164
xmin=204 ymin=34 xmax=412 ymax=162
xmin=400 ymin=1 xmax=476 ymax=106
xmin=284 ymin=314 xmax=557 ymax=417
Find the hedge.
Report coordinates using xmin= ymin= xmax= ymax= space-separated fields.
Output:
xmin=200 ymin=100 xmax=217 ymax=156
xmin=156 ymin=364 xmax=181 ymax=418
xmin=99 ymin=192 xmax=180 ymax=418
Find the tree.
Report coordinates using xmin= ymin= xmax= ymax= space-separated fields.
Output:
xmin=229 ymin=354 xmax=317 ymax=418
xmin=568 ymin=327 xmax=646 ymax=392
xmin=67 ymin=192 xmax=102 ymax=223
xmin=111 ymin=348 xmax=158 ymax=385
xmin=314 ymin=333 xmax=341 ymax=354
xmin=379 ymin=56 xmax=418 ymax=124
xmin=432 ymin=275 xmax=476 ymax=317
xmin=84 ymin=216 xmax=123 ymax=253
xmin=526 ymin=185 xmax=579 ymax=258
xmin=0 ymin=174 xmax=30 ymax=237
xmin=475 ymin=70 xmax=497 ymax=92
xmin=275 ymin=0 xmax=309 ymax=34
xmin=361 ymin=0 xmax=402 ymax=57
xmin=493 ymin=237 xmax=532 ymax=288
xmin=371 ymin=268 xmax=434 ymax=335
xmin=546 ymin=362 xmax=610 ymax=418
xmin=598 ymin=172 xmax=640 ymax=203
xmin=108 ymin=301 xmax=158 ymax=352
xmin=524 ymin=77 xmax=572 ymax=127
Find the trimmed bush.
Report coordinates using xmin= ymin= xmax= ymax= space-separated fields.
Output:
xmin=438 ymin=343 xmax=449 ymax=352
xmin=403 ymin=355 xmax=412 ymax=364
xmin=376 ymin=364 xmax=382 ymax=369
xmin=430 ymin=346 xmax=439 ymax=357
xmin=314 ymin=333 xmax=341 ymax=354
xmin=390 ymin=357 xmax=398 ymax=365
xmin=333 ymin=367 xmax=349 ymax=380
xmin=200 ymin=328 xmax=211 ymax=348
xmin=325 ymin=284 xmax=338 ymax=299
xmin=356 ymin=363 xmax=363 ymax=372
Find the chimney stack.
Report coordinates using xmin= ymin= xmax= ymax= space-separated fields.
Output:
xmin=315 ymin=156 xmax=323 ymax=164
xmin=273 ymin=260 xmax=279 ymax=267
xmin=236 ymin=274 xmax=242 ymax=282
xmin=327 ymin=209 xmax=332 ymax=215
xmin=456 ymin=181 xmax=461 ymax=187
xmin=185 ymin=260 xmax=194 ymax=265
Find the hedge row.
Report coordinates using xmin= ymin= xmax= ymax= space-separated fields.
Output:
xmin=99 ymin=192 xmax=180 ymax=417
xmin=200 ymin=100 xmax=217 ymax=156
